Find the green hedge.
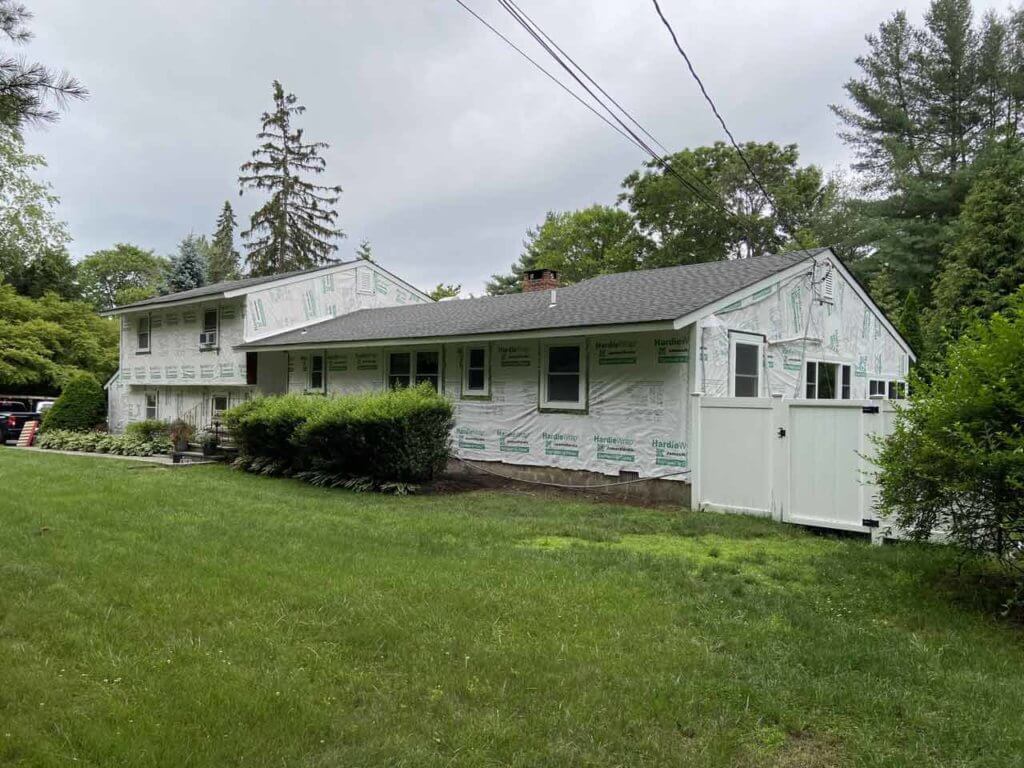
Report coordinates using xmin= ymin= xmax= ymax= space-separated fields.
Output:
xmin=36 ymin=429 xmax=171 ymax=456
xmin=224 ymin=385 xmax=454 ymax=488
xmin=126 ymin=419 xmax=169 ymax=441
xmin=41 ymin=373 xmax=106 ymax=432
xmin=222 ymin=394 xmax=329 ymax=474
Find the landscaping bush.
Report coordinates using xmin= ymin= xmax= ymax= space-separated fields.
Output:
xmin=223 ymin=394 xmax=329 ymax=475
xmin=126 ymin=419 xmax=169 ymax=441
xmin=875 ymin=286 xmax=1024 ymax=606
xmin=40 ymin=373 xmax=106 ymax=432
xmin=224 ymin=385 xmax=453 ymax=489
xmin=295 ymin=384 xmax=454 ymax=487
xmin=36 ymin=428 xmax=171 ymax=456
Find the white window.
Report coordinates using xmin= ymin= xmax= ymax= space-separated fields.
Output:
xmin=729 ymin=332 xmax=764 ymax=397
xmin=887 ymin=380 xmax=907 ymax=400
xmin=388 ymin=350 xmax=440 ymax=391
xmin=806 ymin=361 xmax=852 ymax=400
xmin=212 ymin=394 xmax=229 ymax=421
xmin=144 ymin=391 xmax=158 ymax=420
xmin=309 ymin=354 xmax=325 ymax=391
xmin=541 ymin=342 xmax=586 ymax=410
xmin=200 ymin=308 xmax=219 ymax=348
xmin=462 ymin=345 xmax=489 ymax=397
xmin=870 ymin=378 xmax=907 ymax=400
xmin=137 ymin=315 xmax=151 ymax=353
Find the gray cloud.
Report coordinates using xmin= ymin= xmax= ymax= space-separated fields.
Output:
xmin=21 ymin=0 xmax=1006 ymax=294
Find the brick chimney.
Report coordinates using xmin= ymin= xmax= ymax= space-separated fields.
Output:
xmin=522 ymin=268 xmax=560 ymax=293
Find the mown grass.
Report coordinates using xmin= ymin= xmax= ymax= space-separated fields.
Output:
xmin=0 ymin=449 xmax=1022 ymax=767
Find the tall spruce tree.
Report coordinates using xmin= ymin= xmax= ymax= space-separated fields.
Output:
xmin=166 ymin=234 xmax=208 ymax=293
xmin=239 ymin=81 xmax=343 ymax=276
xmin=208 ymin=200 xmax=240 ymax=283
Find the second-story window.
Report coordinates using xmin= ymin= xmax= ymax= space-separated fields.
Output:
xmin=136 ymin=315 xmax=151 ymax=353
xmin=200 ymin=309 xmax=219 ymax=348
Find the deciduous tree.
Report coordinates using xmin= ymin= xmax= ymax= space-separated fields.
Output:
xmin=77 ymin=244 xmax=168 ymax=310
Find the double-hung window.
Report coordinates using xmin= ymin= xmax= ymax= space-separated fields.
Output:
xmin=806 ymin=361 xmax=852 ymax=400
xmin=388 ymin=350 xmax=440 ymax=391
xmin=137 ymin=315 xmax=151 ymax=353
xmin=144 ymin=391 xmax=158 ymax=420
xmin=729 ymin=332 xmax=764 ymax=397
xmin=462 ymin=346 xmax=489 ymax=397
xmin=212 ymin=394 xmax=229 ymax=421
xmin=200 ymin=309 xmax=219 ymax=349
xmin=309 ymin=354 xmax=325 ymax=391
xmin=541 ymin=342 xmax=585 ymax=410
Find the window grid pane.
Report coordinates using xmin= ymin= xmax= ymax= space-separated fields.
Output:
xmin=548 ymin=346 xmax=580 ymax=374
xmin=806 ymin=362 xmax=817 ymax=399
xmin=547 ymin=373 xmax=580 ymax=402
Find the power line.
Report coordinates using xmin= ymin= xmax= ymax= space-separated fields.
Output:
xmin=451 ymin=0 xmax=643 ymax=151
xmin=491 ymin=0 xmax=733 ymax=219
xmin=649 ymin=0 xmax=783 ymax=224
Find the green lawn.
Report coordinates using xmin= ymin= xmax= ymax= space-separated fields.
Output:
xmin=1 ymin=450 xmax=1022 ymax=767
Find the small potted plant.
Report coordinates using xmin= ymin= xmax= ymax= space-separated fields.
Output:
xmin=200 ymin=429 xmax=219 ymax=457
xmin=168 ymin=419 xmax=194 ymax=453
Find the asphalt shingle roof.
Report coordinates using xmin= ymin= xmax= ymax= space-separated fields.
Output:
xmin=240 ymin=249 xmax=825 ymax=348
xmin=104 ymin=261 xmax=356 ymax=313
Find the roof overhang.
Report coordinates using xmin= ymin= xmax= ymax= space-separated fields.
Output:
xmin=99 ymin=293 xmax=233 ymax=317
xmin=234 ymin=319 xmax=681 ymax=353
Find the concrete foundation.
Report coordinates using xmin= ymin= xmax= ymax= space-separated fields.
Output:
xmin=445 ymin=458 xmax=691 ymax=507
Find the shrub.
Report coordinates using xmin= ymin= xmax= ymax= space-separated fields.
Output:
xmin=875 ymin=287 xmax=1024 ymax=599
xmin=225 ymin=385 xmax=453 ymax=488
xmin=41 ymin=373 xmax=106 ymax=432
xmin=36 ymin=428 xmax=171 ymax=456
xmin=223 ymin=394 xmax=328 ymax=474
xmin=295 ymin=384 xmax=454 ymax=486
xmin=126 ymin=419 xmax=169 ymax=441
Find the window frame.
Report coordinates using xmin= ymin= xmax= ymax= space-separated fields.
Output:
xmin=136 ymin=314 xmax=151 ymax=354
xmin=540 ymin=340 xmax=587 ymax=412
xmin=461 ymin=344 xmax=490 ymax=399
xmin=211 ymin=393 xmax=229 ymax=422
xmin=386 ymin=348 xmax=442 ymax=391
xmin=728 ymin=331 xmax=765 ymax=398
xmin=199 ymin=307 xmax=219 ymax=349
xmin=144 ymin=391 xmax=158 ymax=420
xmin=805 ymin=360 xmax=853 ymax=400
xmin=308 ymin=353 xmax=325 ymax=392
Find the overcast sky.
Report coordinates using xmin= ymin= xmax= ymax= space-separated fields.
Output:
xmin=21 ymin=0 xmax=1006 ymax=295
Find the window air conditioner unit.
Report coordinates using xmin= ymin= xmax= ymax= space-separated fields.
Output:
xmin=199 ymin=331 xmax=217 ymax=347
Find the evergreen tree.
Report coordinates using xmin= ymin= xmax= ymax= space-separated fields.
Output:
xmin=429 ymin=283 xmax=461 ymax=301
xmin=355 ymin=239 xmax=373 ymax=261
xmin=239 ymin=81 xmax=343 ymax=276
xmin=868 ymin=263 xmax=901 ymax=319
xmin=166 ymin=235 xmax=208 ymax=293
xmin=208 ymin=200 xmax=240 ymax=283
xmin=0 ymin=1 xmax=86 ymax=128
xmin=832 ymin=0 xmax=1024 ymax=300
xmin=926 ymin=140 xmax=1024 ymax=347
xmin=897 ymin=289 xmax=924 ymax=354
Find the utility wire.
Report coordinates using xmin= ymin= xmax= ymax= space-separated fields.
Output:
xmin=452 ymin=0 xmax=644 ymax=150
xmin=497 ymin=0 xmax=723 ymax=206
xmin=649 ymin=0 xmax=783 ymax=224
xmin=491 ymin=0 xmax=735 ymax=220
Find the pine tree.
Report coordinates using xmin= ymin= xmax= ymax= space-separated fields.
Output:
xmin=239 ymin=81 xmax=343 ymax=276
xmin=166 ymin=235 xmax=208 ymax=293
xmin=208 ymin=200 xmax=240 ymax=283
xmin=868 ymin=263 xmax=900 ymax=319
xmin=355 ymin=239 xmax=373 ymax=261
xmin=897 ymin=289 xmax=923 ymax=354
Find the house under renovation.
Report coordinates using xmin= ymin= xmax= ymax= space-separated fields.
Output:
xmin=103 ymin=248 xmax=914 ymax=532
